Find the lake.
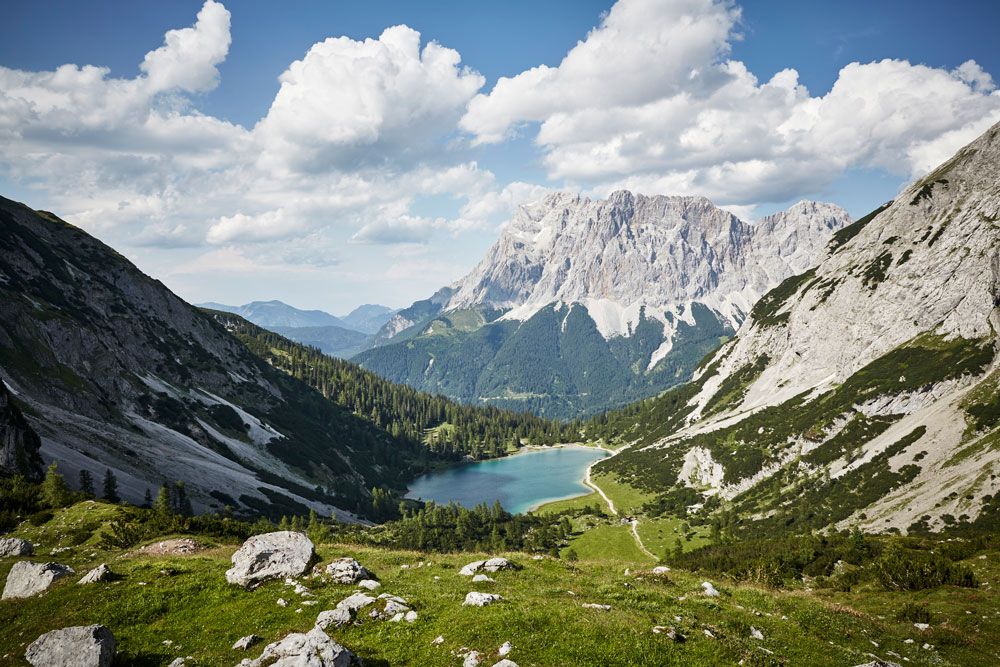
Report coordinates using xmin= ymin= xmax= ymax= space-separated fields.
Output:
xmin=404 ymin=445 xmax=610 ymax=515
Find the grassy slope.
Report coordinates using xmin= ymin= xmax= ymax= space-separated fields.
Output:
xmin=1 ymin=503 xmax=999 ymax=666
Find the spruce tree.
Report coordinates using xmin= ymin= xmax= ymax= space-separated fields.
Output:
xmin=78 ymin=469 xmax=95 ymax=497
xmin=102 ymin=468 xmax=120 ymax=503
xmin=143 ymin=488 xmax=153 ymax=508
xmin=41 ymin=462 xmax=71 ymax=508
xmin=153 ymin=483 xmax=172 ymax=516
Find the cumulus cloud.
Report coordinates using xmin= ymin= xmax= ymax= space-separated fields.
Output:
xmin=462 ymin=0 xmax=1000 ymax=206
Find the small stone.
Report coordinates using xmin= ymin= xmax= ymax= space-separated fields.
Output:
xmin=325 ymin=557 xmax=374 ymax=585
xmin=491 ymin=661 xmax=518 ymax=667
xmin=652 ymin=566 xmax=670 ymax=574
xmin=701 ymin=581 xmax=720 ymax=597
xmin=25 ymin=624 xmax=115 ymax=667
xmin=432 ymin=636 xmax=444 ymax=646
xmin=232 ymin=635 xmax=260 ymax=651
xmin=463 ymin=650 xmax=482 ymax=667
xmin=404 ymin=610 xmax=418 ymax=623
xmin=703 ymin=629 xmax=715 ymax=639
xmin=316 ymin=607 xmax=354 ymax=630
xmin=498 ymin=641 xmax=513 ymax=656
xmin=78 ymin=564 xmax=114 ymax=585
xmin=463 ymin=591 xmax=503 ymax=607
xmin=472 ymin=574 xmax=494 ymax=583
xmin=582 ymin=603 xmax=611 ymax=611
xmin=357 ymin=579 xmax=380 ymax=591
xmin=276 ymin=598 xmax=288 ymax=607
xmin=913 ymin=623 xmax=930 ymax=631
xmin=750 ymin=627 xmax=764 ymax=641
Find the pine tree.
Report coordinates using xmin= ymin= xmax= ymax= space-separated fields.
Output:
xmin=78 ymin=469 xmax=95 ymax=497
xmin=142 ymin=488 xmax=153 ymax=508
xmin=101 ymin=468 xmax=120 ymax=503
xmin=173 ymin=481 xmax=192 ymax=516
xmin=41 ymin=462 xmax=71 ymax=508
xmin=153 ymin=483 xmax=172 ymax=516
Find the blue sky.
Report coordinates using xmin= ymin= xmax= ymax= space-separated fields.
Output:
xmin=2 ymin=0 xmax=999 ymax=312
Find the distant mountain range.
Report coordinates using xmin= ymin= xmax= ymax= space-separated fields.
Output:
xmin=357 ymin=195 xmax=851 ymax=418
xmin=196 ymin=301 xmax=397 ymax=358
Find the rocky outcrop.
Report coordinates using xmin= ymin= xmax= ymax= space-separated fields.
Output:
xmin=232 ymin=635 xmax=260 ymax=651
xmin=316 ymin=608 xmax=354 ymax=630
xmin=0 ymin=536 xmax=34 ymax=557
xmin=0 ymin=377 xmax=43 ymax=481
xmin=2 ymin=561 xmax=73 ymax=599
xmin=25 ymin=624 xmax=115 ymax=667
xmin=324 ymin=557 xmax=373 ymax=584
xmin=459 ymin=557 xmax=517 ymax=576
xmin=225 ymin=532 xmax=315 ymax=588
xmin=236 ymin=627 xmax=359 ymax=667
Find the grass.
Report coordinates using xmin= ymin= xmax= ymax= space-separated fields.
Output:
xmin=635 ymin=517 xmax=712 ymax=559
xmin=2 ymin=504 xmax=1000 ymax=665
xmin=532 ymin=491 xmax=605 ymax=515
xmin=589 ymin=471 xmax=656 ymax=516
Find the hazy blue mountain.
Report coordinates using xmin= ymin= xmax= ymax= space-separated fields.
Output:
xmin=339 ymin=304 xmax=398 ymax=334
xmin=270 ymin=324 xmax=372 ymax=358
xmin=196 ymin=300 xmax=347 ymax=329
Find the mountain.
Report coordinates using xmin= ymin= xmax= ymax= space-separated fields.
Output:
xmin=197 ymin=300 xmax=347 ymax=329
xmin=356 ymin=194 xmax=851 ymax=418
xmin=590 ymin=121 xmax=1000 ymax=535
xmin=0 ymin=377 xmax=43 ymax=481
xmin=339 ymin=304 xmax=398 ymax=334
xmin=269 ymin=325 xmax=372 ymax=358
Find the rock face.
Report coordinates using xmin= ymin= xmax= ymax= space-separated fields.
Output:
xmin=3 ymin=561 xmax=74 ymax=599
xmin=237 ymin=627 xmax=359 ymax=667
xmin=25 ymin=624 xmax=115 ymax=667
xmin=359 ymin=194 xmax=849 ymax=418
xmin=602 ymin=120 xmax=1000 ymax=535
xmin=0 ymin=536 xmax=34 ymax=557
xmin=324 ymin=557 xmax=373 ymax=584
xmin=77 ymin=564 xmax=113 ymax=585
xmin=225 ymin=532 xmax=315 ymax=588
xmin=0 ymin=377 xmax=43 ymax=480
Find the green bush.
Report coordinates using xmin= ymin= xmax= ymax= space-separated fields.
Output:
xmin=896 ymin=601 xmax=932 ymax=624
xmin=871 ymin=544 xmax=977 ymax=591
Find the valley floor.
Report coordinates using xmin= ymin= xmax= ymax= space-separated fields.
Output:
xmin=2 ymin=502 xmax=999 ymax=666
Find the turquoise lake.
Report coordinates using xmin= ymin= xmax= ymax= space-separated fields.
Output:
xmin=404 ymin=446 xmax=610 ymax=515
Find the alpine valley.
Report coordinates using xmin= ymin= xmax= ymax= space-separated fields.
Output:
xmin=2 ymin=93 xmax=1000 ymax=667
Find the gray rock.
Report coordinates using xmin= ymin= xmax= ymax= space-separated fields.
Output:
xmin=482 ymin=557 xmax=516 ymax=573
xmin=225 ymin=532 xmax=315 ymax=589
xmin=459 ymin=560 xmax=486 ymax=576
xmin=581 ymin=603 xmax=611 ymax=611
xmin=316 ymin=608 xmax=353 ymax=630
xmin=750 ymin=626 xmax=764 ymax=640
xmin=3 ymin=561 xmax=74 ymax=599
xmin=336 ymin=592 xmax=376 ymax=613
xmin=701 ymin=581 xmax=720 ymax=597
xmin=324 ymin=557 xmax=373 ymax=585
xmin=498 ymin=641 xmax=513 ymax=656
xmin=463 ymin=651 xmax=482 ymax=667
xmin=356 ymin=578 xmax=380 ymax=591
xmin=463 ymin=591 xmax=503 ymax=607
xmin=78 ymin=564 xmax=113 ymax=585
xmin=472 ymin=574 xmax=494 ymax=583
xmin=0 ymin=536 xmax=34 ymax=557
xmin=168 ymin=660 xmax=186 ymax=667
xmin=236 ymin=627 xmax=359 ymax=667
xmin=851 ymin=662 xmax=901 ymax=667
xmin=25 ymin=624 xmax=115 ymax=667
xmin=491 ymin=661 xmax=519 ymax=667
xmin=233 ymin=635 xmax=260 ymax=651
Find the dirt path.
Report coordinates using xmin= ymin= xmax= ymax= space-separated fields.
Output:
xmin=583 ymin=446 xmax=657 ymax=561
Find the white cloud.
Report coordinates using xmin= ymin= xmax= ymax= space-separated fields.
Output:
xmin=140 ymin=0 xmax=231 ymax=93
xmin=462 ymin=0 xmax=1000 ymax=206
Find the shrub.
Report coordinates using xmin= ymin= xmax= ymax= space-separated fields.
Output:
xmin=896 ymin=602 xmax=932 ymax=624
xmin=871 ymin=544 xmax=977 ymax=591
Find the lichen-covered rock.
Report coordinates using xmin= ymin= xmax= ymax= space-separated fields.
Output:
xmin=78 ymin=564 xmax=114 ymax=585
xmin=3 ymin=561 xmax=74 ymax=599
xmin=315 ymin=608 xmax=353 ymax=630
xmin=463 ymin=591 xmax=503 ymax=607
xmin=236 ymin=627 xmax=359 ymax=667
xmin=324 ymin=557 xmax=373 ymax=585
xmin=336 ymin=592 xmax=376 ymax=613
xmin=225 ymin=532 xmax=315 ymax=588
xmin=0 ymin=536 xmax=34 ymax=557
xmin=25 ymin=624 xmax=115 ymax=667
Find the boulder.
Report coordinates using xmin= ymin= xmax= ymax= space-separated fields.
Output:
xmin=236 ymin=627 xmax=359 ymax=667
xmin=232 ymin=635 xmax=260 ymax=651
xmin=78 ymin=564 xmax=114 ymax=585
xmin=316 ymin=608 xmax=353 ymax=630
xmin=3 ymin=561 xmax=74 ymax=599
xmin=356 ymin=579 xmax=380 ymax=591
xmin=651 ymin=566 xmax=670 ymax=574
xmin=0 ymin=537 xmax=34 ymax=557
xmin=463 ymin=591 xmax=503 ymax=607
xmin=25 ymin=624 xmax=115 ymax=667
xmin=324 ymin=557 xmax=373 ymax=585
xmin=472 ymin=574 xmax=494 ymax=583
xmin=498 ymin=641 xmax=513 ymax=656
xmin=225 ymin=532 xmax=315 ymax=588
xmin=459 ymin=560 xmax=486 ymax=576
xmin=483 ymin=557 xmax=516 ymax=572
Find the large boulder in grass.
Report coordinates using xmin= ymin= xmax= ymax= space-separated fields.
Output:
xmin=0 ymin=537 xmax=34 ymax=557
xmin=460 ymin=557 xmax=517 ymax=576
xmin=236 ymin=627 xmax=359 ymax=667
xmin=226 ymin=532 xmax=315 ymax=589
xmin=3 ymin=561 xmax=74 ymax=599
xmin=25 ymin=625 xmax=116 ymax=667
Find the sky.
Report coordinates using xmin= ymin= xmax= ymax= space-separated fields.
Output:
xmin=2 ymin=0 xmax=999 ymax=314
